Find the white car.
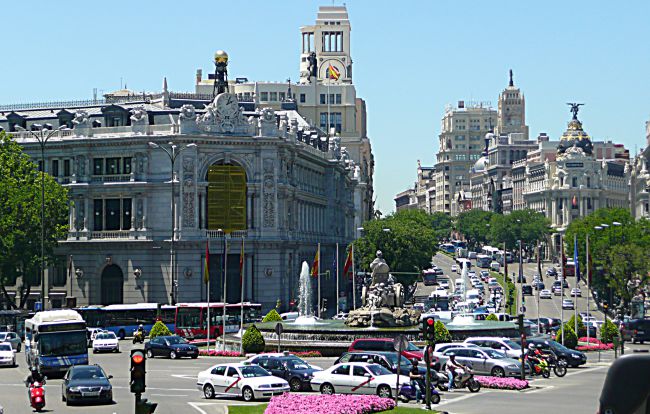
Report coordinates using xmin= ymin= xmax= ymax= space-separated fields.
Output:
xmin=439 ymin=280 xmax=450 ymax=289
xmin=570 ymin=288 xmax=582 ymax=297
xmin=539 ymin=289 xmax=552 ymax=299
xmin=197 ymin=363 xmax=289 ymax=401
xmin=92 ymin=332 xmax=120 ymax=353
xmin=311 ymin=362 xmax=407 ymax=398
xmin=463 ymin=337 xmax=524 ymax=359
xmin=562 ymin=299 xmax=575 ymax=310
xmin=451 ymin=264 xmax=459 ymax=273
xmin=490 ymin=262 xmax=500 ymax=272
xmin=0 ymin=343 xmax=16 ymax=367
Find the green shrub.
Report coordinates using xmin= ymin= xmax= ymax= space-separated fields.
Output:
xmin=262 ymin=309 xmax=283 ymax=323
xmin=600 ymin=319 xmax=618 ymax=344
xmin=486 ymin=314 xmax=498 ymax=321
xmin=556 ymin=324 xmax=578 ymax=349
xmin=242 ymin=324 xmax=265 ymax=353
xmin=568 ymin=314 xmax=586 ymax=337
xmin=434 ymin=320 xmax=452 ymax=343
xmin=149 ymin=320 xmax=172 ymax=339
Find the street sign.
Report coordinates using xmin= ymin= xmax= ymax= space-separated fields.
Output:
xmin=520 ymin=306 xmax=526 ymax=313
xmin=393 ymin=335 xmax=408 ymax=352
xmin=274 ymin=323 xmax=283 ymax=336
xmin=34 ymin=302 xmax=42 ymax=311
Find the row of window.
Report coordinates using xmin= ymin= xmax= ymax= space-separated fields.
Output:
xmin=93 ymin=198 xmax=132 ymax=231
xmin=320 ymin=112 xmax=342 ymax=133
xmin=93 ymin=157 xmax=132 ymax=176
xmin=259 ymin=91 xmax=294 ymax=102
xmin=322 ymin=31 xmax=344 ymax=52
xmin=319 ymin=93 xmax=343 ymax=105
xmin=42 ymin=159 xmax=72 ymax=177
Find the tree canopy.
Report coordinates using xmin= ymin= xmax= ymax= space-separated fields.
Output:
xmin=455 ymin=210 xmax=495 ymax=251
xmin=488 ymin=209 xmax=551 ymax=250
xmin=0 ymin=132 xmax=69 ymax=308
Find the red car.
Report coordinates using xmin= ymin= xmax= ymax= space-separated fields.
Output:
xmin=349 ymin=338 xmax=423 ymax=361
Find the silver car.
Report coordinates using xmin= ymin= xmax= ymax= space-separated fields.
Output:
xmin=0 ymin=332 xmax=21 ymax=352
xmin=442 ymin=347 xmax=529 ymax=377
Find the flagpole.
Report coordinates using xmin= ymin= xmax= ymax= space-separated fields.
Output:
xmin=222 ymin=235 xmax=228 ymax=351
xmin=586 ymin=233 xmax=590 ymax=343
xmin=206 ymin=239 xmax=210 ymax=350
xmin=336 ymin=243 xmax=340 ymax=314
xmin=574 ymin=234 xmax=578 ymax=336
xmin=317 ymin=243 xmax=321 ymax=318
xmin=560 ymin=234 xmax=565 ymax=345
xmin=352 ymin=244 xmax=356 ymax=310
xmin=240 ymin=238 xmax=245 ymax=355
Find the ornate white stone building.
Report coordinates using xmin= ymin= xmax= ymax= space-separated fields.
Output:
xmin=631 ymin=120 xmax=650 ymax=219
xmin=0 ymin=6 xmax=372 ymax=313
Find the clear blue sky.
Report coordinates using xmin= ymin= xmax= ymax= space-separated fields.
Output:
xmin=2 ymin=1 xmax=649 ymax=214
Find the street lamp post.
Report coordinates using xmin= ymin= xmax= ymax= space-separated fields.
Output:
xmin=149 ymin=141 xmax=197 ymax=305
xmin=15 ymin=124 xmax=66 ymax=311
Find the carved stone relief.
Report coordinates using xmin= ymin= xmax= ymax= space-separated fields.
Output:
xmin=182 ymin=156 xmax=196 ymax=228
xmin=263 ymin=158 xmax=276 ymax=228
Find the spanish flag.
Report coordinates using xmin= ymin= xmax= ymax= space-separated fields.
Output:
xmin=327 ymin=64 xmax=340 ymax=81
xmin=311 ymin=245 xmax=320 ymax=278
xmin=343 ymin=245 xmax=353 ymax=278
xmin=204 ymin=239 xmax=210 ymax=285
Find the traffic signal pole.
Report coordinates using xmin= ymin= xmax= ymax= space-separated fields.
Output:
xmin=131 ymin=349 xmax=157 ymax=414
xmin=422 ymin=316 xmax=436 ymax=410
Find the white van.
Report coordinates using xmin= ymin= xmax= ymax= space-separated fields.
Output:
xmin=466 ymin=289 xmax=481 ymax=304
xmin=490 ymin=262 xmax=501 ymax=272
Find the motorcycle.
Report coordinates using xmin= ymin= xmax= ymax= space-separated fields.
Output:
xmin=133 ymin=329 xmax=146 ymax=344
xmin=28 ymin=380 xmax=46 ymax=412
xmin=399 ymin=381 xmax=441 ymax=404
xmin=523 ymin=352 xmax=567 ymax=378
xmin=542 ymin=351 xmax=568 ymax=377
xmin=438 ymin=367 xmax=481 ymax=393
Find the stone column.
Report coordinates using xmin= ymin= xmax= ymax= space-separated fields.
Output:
xmin=83 ymin=198 xmax=89 ymax=232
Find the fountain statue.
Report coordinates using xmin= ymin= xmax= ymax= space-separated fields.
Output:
xmin=345 ymin=251 xmax=421 ymax=327
xmin=294 ymin=261 xmax=318 ymax=325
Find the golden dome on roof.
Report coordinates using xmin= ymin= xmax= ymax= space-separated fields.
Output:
xmin=214 ymin=50 xmax=229 ymax=64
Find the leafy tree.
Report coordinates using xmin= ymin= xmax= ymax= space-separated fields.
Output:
xmin=568 ymin=314 xmax=586 ymax=338
xmin=0 ymin=132 xmax=69 ymax=308
xmin=355 ymin=210 xmax=445 ymax=286
xmin=242 ymin=324 xmax=265 ymax=353
xmin=434 ymin=320 xmax=452 ymax=343
xmin=600 ymin=319 xmax=619 ymax=344
xmin=485 ymin=313 xmax=498 ymax=321
xmin=488 ymin=209 xmax=550 ymax=250
xmin=262 ymin=309 xmax=283 ymax=323
xmin=149 ymin=321 xmax=172 ymax=339
xmin=455 ymin=210 xmax=495 ymax=251
xmin=556 ymin=324 xmax=578 ymax=349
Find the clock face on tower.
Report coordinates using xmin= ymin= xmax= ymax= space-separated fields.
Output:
xmin=319 ymin=59 xmax=345 ymax=81
xmin=216 ymin=93 xmax=238 ymax=117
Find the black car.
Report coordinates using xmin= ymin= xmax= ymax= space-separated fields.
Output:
xmin=62 ymin=365 xmax=113 ymax=405
xmin=335 ymin=351 xmax=432 ymax=376
xmin=248 ymin=354 xmax=321 ymax=391
xmin=522 ymin=285 xmax=533 ymax=295
xmin=524 ymin=338 xmax=587 ymax=368
xmin=145 ymin=335 xmax=199 ymax=359
xmin=546 ymin=267 xmax=558 ymax=277
xmin=533 ymin=281 xmax=545 ymax=290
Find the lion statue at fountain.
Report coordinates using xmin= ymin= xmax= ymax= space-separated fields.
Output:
xmin=345 ymin=251 xmax=420 ymax=328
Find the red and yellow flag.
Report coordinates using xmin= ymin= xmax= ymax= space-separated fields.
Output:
xmin=343 ymin=245 xmax=353 ymax=278
xmin=311 ymin=246 xmax=320 ymax=278
xmin=327 ymin=64 xmax=340 ymax=80
xmin=204 ymin=240 xmax=210 ymax=284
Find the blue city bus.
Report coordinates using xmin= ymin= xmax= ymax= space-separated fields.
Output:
xmin=25 ymin=310 xmax=88 ymax=375
xmin=440 ymin=243 xmax=455 ymax=253
xmin=76 ymin=303 xmax=176 ymax=340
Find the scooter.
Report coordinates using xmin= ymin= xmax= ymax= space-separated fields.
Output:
xmin=399 ymin=381 xmax=441 ymax=404
xmin=133 ymin=329 xmax=146 ymax=344
xmin=437 ymin=367 xmax=481 ymax=393
xmin=28 ymin=380 xmax=46 ymax=412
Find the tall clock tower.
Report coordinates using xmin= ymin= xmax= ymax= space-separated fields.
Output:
xmin=496 ymin=70 xmax=529 ymax=139
xmin=299 ymin=6 xmax=352 ymax=84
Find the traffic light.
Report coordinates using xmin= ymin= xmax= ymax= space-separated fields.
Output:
xmin=517 ymin=314 xmax=525 ymax=335
xmin=422 ymin=317 xmax=436 ymax=342
xmin=130 ymin=349 xmax=146 ymax=393
xmin=603 ymin=302 xmax=609 ymax=311
xmin=136 ymin=398 xmax=158 ymax=414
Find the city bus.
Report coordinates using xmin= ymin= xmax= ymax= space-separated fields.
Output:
xmin=422 ymin=269 xmax=438 ymax=286
xmin=25 ymin=309 xmax=88 ymax=375
xmin=455 ymin=258 xmax=472 ymax=270
xmin=174 ymin=302 xmax=262 ymax=339
xmin=439 ymin=243 xmax=455 ymax=253
xmin=481 ymin=246 xmax=500 ymax=260
xmin=476 ymin=254 xmax=492 ymax=268
xmin=76 ymin=303 xmax=176 ymax=339
xmin=0 ymin=309 xmax=32 ymax=339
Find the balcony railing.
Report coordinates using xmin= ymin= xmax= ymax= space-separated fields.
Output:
xmin=91 ymin=174 xmax=133 ymax=183
xmin=206 ymin=230 xmax=248 ymax=239
xmin=90 ymin=231 xmax=131 ymax=239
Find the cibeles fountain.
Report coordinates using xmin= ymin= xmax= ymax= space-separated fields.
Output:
xmin=345 ymin=251 xmax=420 ymax=327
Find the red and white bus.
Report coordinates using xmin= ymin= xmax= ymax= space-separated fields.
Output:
xmin=174 ymin=302 xmax=262 ymax=339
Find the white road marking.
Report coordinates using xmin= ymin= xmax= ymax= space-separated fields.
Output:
xmin=436 ymin=391 xmax=489 ymax=406
xmin=152 ymin=393 xmax=188 ymax=397
xmin=172 ymin=374 xmax=197 ymax=380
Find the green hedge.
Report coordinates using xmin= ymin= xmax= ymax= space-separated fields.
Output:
xmin=600 ymin=319 xmax=619 ymax=344
xmin=149 ymin=321 xmax=172 ymax=339
xmin=262 ymin=309 xmax=283 ymax=323
xmin=242 ymin=324 xmax=265 ymax=353
xmin=486 ymin=313 xmax=498 ymax=321
xmin=556 ymin=324 xmax=578 ymax=349
xmin=568 ymin=314 xmax=587 ymax=338
xmin=434 ymin=320 xmax=452 ymax=343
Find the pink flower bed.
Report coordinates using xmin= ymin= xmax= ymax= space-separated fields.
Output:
xmin=264 ymin=393 xmax=395 ymax=414
xmin=577 ymin=337 xmax=613 ymax=351
xmin=578 ymin=337 xmax=605 ymax=345
xmin=475 ymin=376 xmax=529 ymax=390
xmin=199 ymin=350 xmax=243 ymax=357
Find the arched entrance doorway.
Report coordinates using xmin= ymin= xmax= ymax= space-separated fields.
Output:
xmin=101 ymin=264 xmax=124 ymax=305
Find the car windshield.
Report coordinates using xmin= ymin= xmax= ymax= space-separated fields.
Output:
xmin=503 ymin=340 xmax=521 ymax=349
xmin=285 ymin=359 xmax=310 ymax=370
xmin=70 ymin=367 xmax=106 ymax=380
xmin=367 ymin=364 xmax=392 ymax=376
xmin=165 ymin=337 xmax=188 ymax=345
xmin=483 ymin=349 xmax=506 ymax=359
xmin=96 ymin=333 xmax=116 ymax=340
xmin=240 ymin=365 xmax=270 ymax=377
xmin=0 ymin=343 xmax=11 ymax=351
xmin=550 ymin=341 xmax=570 ymax=352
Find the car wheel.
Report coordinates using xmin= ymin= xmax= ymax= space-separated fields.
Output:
xmin=491 ymin=366 xmax=506 ymax=377
xmin=242 ymin=386 xmax=255 ymax=402
xmin=289 ymin=378 xmax=302 ymax=392
xmin=203 ymin=384 xmax=215 ymax=399
xmin=377 ymin=384 xmax=392 ymax=398
xmin=320 ymin=383 xmax=335 ymax=395
xmin=170 ymin=351 xmax=178 ymax=359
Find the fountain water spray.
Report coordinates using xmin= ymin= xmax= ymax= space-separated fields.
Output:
xmin=294 ymin=261 xmax=319 ymax=325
